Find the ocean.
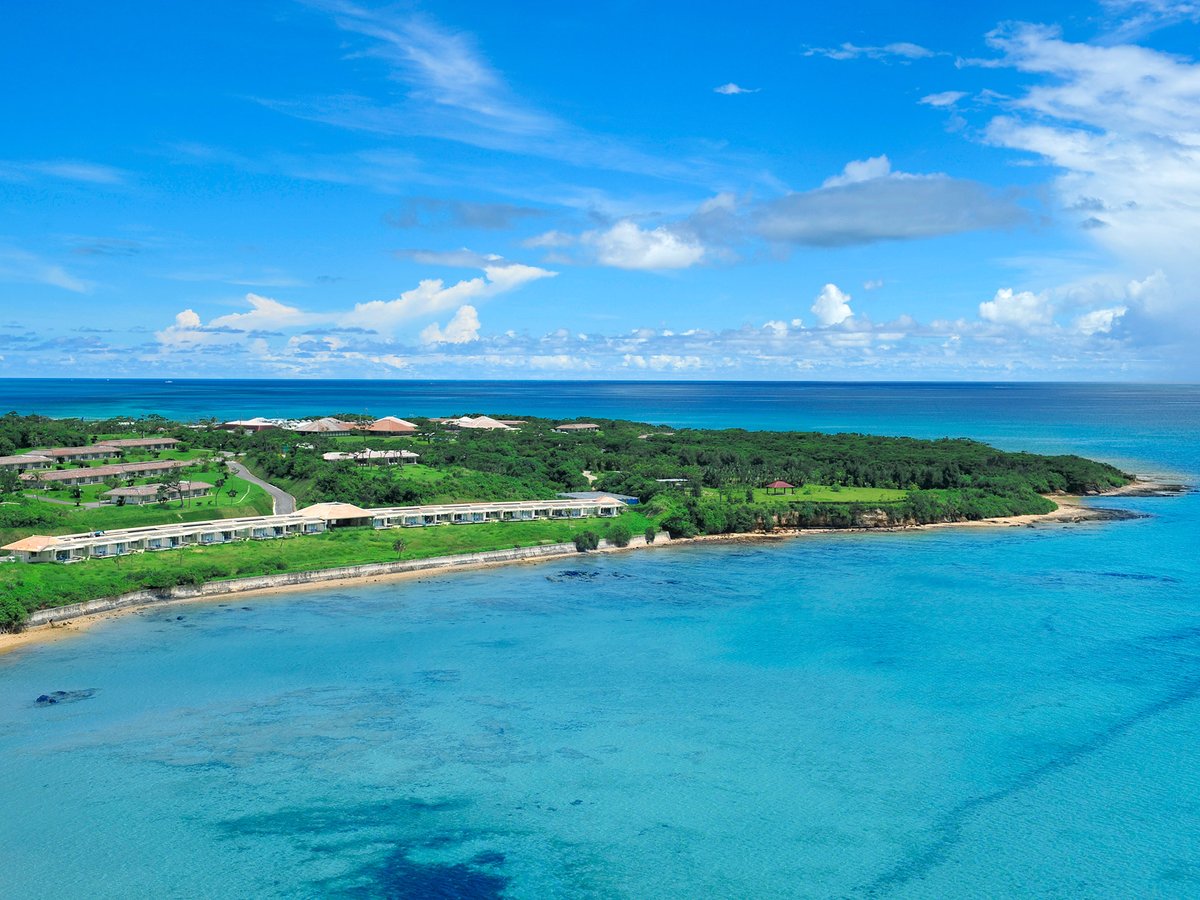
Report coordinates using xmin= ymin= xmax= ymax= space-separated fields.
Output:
xmin=1 ymin=381 xmax=1198 ymax=897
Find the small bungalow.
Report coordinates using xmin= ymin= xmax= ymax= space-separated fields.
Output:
xmin=102 ymin=480 xmax=212 ymax=506
xmin=364 ymin=416 xmax=419 ymax=435
xmin=554 ymin=423 xmax=600 ymax=434
xmin=765 ymin=480 xmax=796 ymax=495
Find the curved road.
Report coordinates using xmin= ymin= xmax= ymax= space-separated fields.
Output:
xmin=228 ymin=459 xmax=296 ymax=514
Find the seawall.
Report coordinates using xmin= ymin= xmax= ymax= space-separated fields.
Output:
xmin=25 ymin=536 xmax=660 ymax=628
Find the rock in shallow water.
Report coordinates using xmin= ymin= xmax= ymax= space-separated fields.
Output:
xmin=34 ymin=689 xmax=98 ymax=707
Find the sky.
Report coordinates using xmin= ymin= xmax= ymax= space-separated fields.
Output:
xmin=2 ymin=0 xmax=1200 ymax=381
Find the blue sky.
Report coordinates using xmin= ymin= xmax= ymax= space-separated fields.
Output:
xmin=2 ymin=0 xmax=1199 ymax=380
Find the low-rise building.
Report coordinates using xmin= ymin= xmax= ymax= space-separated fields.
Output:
xmin=0 ymin=453 xmax=52 ymax=472
xmin=292 ymin=417 xmax=358 ymax=435
xmin=554 ymin=423 xmax=600 ymax=433
xmin=32 ymin=446 xmax=122 ymax=463
xmin=364 ymin=416 xmax=419 ymax=434
xmin=102 ymin=480 xmax=213 ymax=505
xmin=323 ymin=449 xmax=420 ymax=466
xmin=20 ymin=458 xmax=196 ymax=487
xmin=97 ymin=437 xmax=180 ymax=451
xmin=4 ymin=496 xmax=626 ymax=562
xmin=442 ymin=415 xmax=513 ymax=430
xmin=218 ymin=417 xmax=280 ymax=433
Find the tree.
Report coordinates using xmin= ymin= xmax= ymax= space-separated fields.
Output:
xmin=644 ymin=526 xmax=656 ymax=544
xmin=608 ymin=523 xmax=632 ymax=547
xmin=161 ymin=468 xmax=184 ymax=506
xmin=573 ymin=530 xmax=600 ymax=552
xmin=392 ymin=538 xmax=406 ymax=556
xmin=70 ymin=486 xmax=83 ymax=507
xmin=0 ymin=469 xmax=20 ymax=496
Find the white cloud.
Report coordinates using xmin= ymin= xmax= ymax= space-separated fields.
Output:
xmin=1074 ymin=305 xmax=1127 ymax=335
xmin=714 ymin=83 xmax=759 ymax=95
xmin=812 ymin=283 xmax=854 ymax=326
xmin=343 ymin=262 xmax=555 ymax=331
xmin=0 ymin=247 xmax=91 ymax=293
xmin=522 ymin=229 xmax=576 ymax=249
xmin=822 ymin=154 xmax=892 ymax=187
xmin=420 ymin=304 xmax=481 ymax=344
xmin=969 ymin=23 xmax=1200 ymax=337
xmin=920 ymin=91 xmax=968 ymax=107
xmin=863 ymin=279 xmax=884 ymax=290
xmin=210 ymin=293 xmax=324 ymax=331
xmin=979 ymin=287 xmax=1053 ymax=329
xmin=805 ymin=42 xmax=936 ymax=62
xmin=584 ymin=220 xmax=705 ymax=270
xmin=0 ymin=159 xmax=127 ymax=185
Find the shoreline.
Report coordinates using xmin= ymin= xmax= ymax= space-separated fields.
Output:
xmin=1 ymin=477 xmax=1185 ymax=656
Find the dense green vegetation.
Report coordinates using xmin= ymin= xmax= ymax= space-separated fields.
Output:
xmin=0 ymin=410 xmax=1132 ymax=630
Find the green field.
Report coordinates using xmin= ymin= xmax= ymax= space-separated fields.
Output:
xmin=0 ymin=511 xmax=654 ymax=615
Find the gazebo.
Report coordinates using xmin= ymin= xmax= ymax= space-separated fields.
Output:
xmin=765 ymin=480 xmax=796 ymax=495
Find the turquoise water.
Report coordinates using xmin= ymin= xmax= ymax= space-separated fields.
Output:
xmin=1 ymin=383 xmax=1198 ymax=897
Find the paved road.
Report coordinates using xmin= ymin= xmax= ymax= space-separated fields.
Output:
xmin=24 ymin=493 xmax=103 ymax=509
xmin=228 ymin=460 xmax=296 ymax=514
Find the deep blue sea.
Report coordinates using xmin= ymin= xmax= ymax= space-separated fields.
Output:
xmin=2 ymin=381 xmax=1198 ymax=898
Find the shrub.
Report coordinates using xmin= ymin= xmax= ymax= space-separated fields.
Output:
xmin=608 ymin=523 xmax=632 ymax=547
xmin=0 ymin=595 xmax=28 ymax=633
xmin=644 ymin=527 xmax=656 ymax=544
xmin=573 ymin=530 xmax=600 ymax=552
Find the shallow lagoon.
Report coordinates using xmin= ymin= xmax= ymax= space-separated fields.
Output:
xmin=1 ymin=382 xmax=1199 ymax=897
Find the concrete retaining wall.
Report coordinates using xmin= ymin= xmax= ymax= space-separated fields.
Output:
xmin=25 ymin=533 xmax=661 ymax=627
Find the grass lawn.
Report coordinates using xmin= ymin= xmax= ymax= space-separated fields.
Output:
xmin=703 ymin=484 xmax=910 ymax=504
xmin=0 ymin=510 xmax=655 ymax=613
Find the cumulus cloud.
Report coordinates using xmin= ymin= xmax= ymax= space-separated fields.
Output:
xmin=979 ymin=288 xmax=1054 ymax=329
xmin=583 ymin=221 xmax=705 ymax=270
xmin=966 ymin=23 xmax=1200 ymax=338
xmin=714 ymin=83 xmax=759 ymax=95
xmin=420 ymin=304 xmax=481 ymax=344
xmin=822 ymin=154 xmax=893 ymax=187
xmin=812 ymin=284 xmax=854 ymax=326
xmin=1074 ymin=305 xmax=1127 ymax=335
xmin=209 ymin=293 xmax=324 ymax=332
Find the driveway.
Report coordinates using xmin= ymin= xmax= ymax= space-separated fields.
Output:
xmin=228 ymin=460 xmax=296 ymax=514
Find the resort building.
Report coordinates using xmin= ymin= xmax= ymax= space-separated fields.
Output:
xmin=441 ymin=415 xmax=513 ymax=430
xmin=101 ymin=480 xmax=212 ymax=505
xmin=0 ymin=453 xmax=52 ymax=472
xmin=364 ymin=416 xmax=418 ymax=434
xmin=97 ymin=437 xmax=180 ymax=451
xmin=3 ymin=496 xmax=627 ymax=563
xmin=369 ymin=496 xmax=624 ymax=528
xmin=3 ymin=511 xmax=329 ymax=563
xmin=322 ymin=449 xmax=420 ymax=466
xmin=554 ymin=423 xmax=600 ymax=433
xmin=218 ymin=417 xmax=280 ymax=433
xmin=292 ymin=417 xmax=358 ymax=435
xmin=557 ymin=490 xmax=639 ymax=505
xmin=32 ymin=446 xmax=122 ymax=464
xmin=20 ymin=458 xmax=195 ymax=487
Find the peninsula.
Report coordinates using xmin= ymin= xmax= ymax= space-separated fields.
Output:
xmin=0 ymin=410 xmax=1137 ymax=632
